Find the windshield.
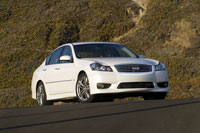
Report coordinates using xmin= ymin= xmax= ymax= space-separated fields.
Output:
xmin=73 ymin=44 xmax=138 ymax=58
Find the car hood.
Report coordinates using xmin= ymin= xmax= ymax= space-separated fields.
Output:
xmin=81 ymin=58 xmax=159 ymax=66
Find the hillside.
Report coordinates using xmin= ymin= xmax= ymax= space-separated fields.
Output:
xmin=119 ymin=0 xmax=200 ymax=99
xmin=0 ymin=0 xmax=200 ymax=108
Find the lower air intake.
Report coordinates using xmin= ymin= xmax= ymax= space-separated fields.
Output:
xmin=118 ymin=82 xmax=154 ymax=89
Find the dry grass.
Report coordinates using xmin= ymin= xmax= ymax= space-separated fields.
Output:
xmin=0 ymin=0 xmax=200 ymax=108
xmin=166 ymin=19 xmax=196 ymax=48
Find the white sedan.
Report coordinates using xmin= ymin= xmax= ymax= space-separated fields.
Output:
xmin=32 ymin=42 xmax=169 ymax=106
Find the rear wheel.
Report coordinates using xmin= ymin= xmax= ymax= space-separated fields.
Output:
xmin=76 ymin=73 xmax=96 ymax=103
xmin=143 ymin=93 xmax=167 ymax=100
xmin=36 ymin=82 xmax=53 ymax=106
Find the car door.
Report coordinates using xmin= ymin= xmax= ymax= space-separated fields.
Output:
xmin=54 ymin=45 xmax=78 ymax=93
xmin=42 ymin=46 xmax=64 ymax=95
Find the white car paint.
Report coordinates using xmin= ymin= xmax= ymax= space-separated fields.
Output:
xmin=31 ymin=42 xmax=169 ymax=101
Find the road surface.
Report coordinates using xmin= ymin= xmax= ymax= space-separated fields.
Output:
xmin=0 ymin=98 xmax=200 ymax=133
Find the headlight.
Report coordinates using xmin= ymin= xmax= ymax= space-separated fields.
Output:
xmin=90 ymin=63 xmax=113 ymax=72
xmin=155 ymin=62 xmax=166 ymax=71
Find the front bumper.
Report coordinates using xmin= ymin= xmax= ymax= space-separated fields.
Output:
xmin=88 ymin=70 xmax=169 ymax=95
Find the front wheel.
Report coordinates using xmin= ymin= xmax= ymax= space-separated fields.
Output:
xmin=76 ymin=73 xmax=96 ymax=103
xmin=36 ymin=82 xmax=53 ymax=106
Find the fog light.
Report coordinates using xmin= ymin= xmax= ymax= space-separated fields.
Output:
xmin=97 ymin=83 xmax=111 ymax=89
xmin=157 ymin=82 xmax=168 ymax=88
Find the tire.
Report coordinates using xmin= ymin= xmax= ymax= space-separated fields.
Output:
xmin=76 ymin=73 xmax=96 ymax=103
xmin=36 ymin=82 xmax=53 ymax=106
xmin=143 ymin=93 xmax=167 ymax=100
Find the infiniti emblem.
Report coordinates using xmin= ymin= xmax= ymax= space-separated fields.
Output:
xmin=132 ymin=66 xmax=140 ymax=70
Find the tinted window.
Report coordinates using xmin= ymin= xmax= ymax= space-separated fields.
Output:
xmin=74 ymin=44 xmax=138 ymax=58
xmin=45 ymin=55 xmax=51 ymax=65
xmin=48 ymin=47 xmax=64 ymax=65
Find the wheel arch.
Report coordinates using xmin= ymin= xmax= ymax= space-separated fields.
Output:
xmin=78 ymin=70 xmax=87 ymax=78
xmin=36 ymin=80 xmax=43 ymax=89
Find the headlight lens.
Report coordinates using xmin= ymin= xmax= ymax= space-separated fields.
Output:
xmin=90 ymin=63 xmax=113 ymax=72
xmin=155 ymin=62 xmax=166 ymax=71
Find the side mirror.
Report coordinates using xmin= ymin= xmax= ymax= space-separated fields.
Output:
xmin=138 ymin=55 xmax=146 ymax=58
xmin=59 ymin=55 xmax=72 ymax=62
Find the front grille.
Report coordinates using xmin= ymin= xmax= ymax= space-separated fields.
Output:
xmin=115 ymin=64 xmax=152 ymax=72
xmin=118 ymin=82 xmax=154 ymax=89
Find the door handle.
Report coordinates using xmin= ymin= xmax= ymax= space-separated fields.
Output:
xmin=55 ymin=67 xmax=60 ymax=70
xmin=43 ymin=68 xmax=47 ymax=71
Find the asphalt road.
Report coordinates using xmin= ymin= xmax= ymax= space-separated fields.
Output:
xmin=0 ymin=98 xmax=200 ymax=133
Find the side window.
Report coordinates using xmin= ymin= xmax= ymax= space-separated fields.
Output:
xmin=45 ymin=55 xmax=51 ymax=65
xmin=48 ymin=47 xmax=64 ymax=65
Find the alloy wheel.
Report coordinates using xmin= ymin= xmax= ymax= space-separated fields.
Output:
xmin=76 ymin=74 xmax=92 ymax=102
xmin=36 ymin=84 xmax=45 ymax=106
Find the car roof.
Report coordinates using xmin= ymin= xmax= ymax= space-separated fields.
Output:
xmin=61 ymin=42 xmax=122 ymax=46
xmin=73 ymin=42 xmax=121 ymax=45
